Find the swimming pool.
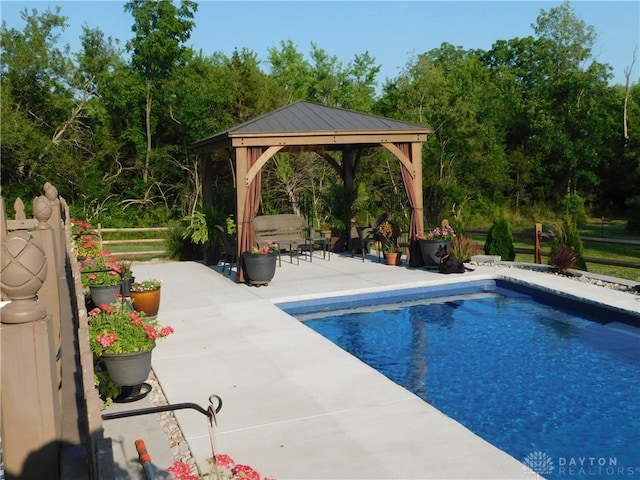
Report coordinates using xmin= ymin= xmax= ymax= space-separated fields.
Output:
xmin=279 ymin=280 xmax=640 ymax=479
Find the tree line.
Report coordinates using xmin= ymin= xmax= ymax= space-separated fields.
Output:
xmin=1 ymin=0 xmax=638 ymax=232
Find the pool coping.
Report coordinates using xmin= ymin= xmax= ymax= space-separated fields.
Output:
xmin=116 ymin=258 xmax=639 ymax=479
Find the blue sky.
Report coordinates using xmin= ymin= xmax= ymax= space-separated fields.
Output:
xmin=1 ymin=1 xmax=639 ymax=87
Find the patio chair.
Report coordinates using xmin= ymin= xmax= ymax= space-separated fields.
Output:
xmin=351 ymin=212 xmax=389 ymax=262
xmin=214 ymin=225 xmax=237 ymax=275
xmin=351 ymin=225 xmax=375 ymax=262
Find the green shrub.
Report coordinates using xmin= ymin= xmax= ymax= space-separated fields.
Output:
xmin=165 ymin=223 xmax=187 ymax=260
xmin=626 ymin=195 xmax=640 ymax=233
xmin=560 ymin=194 xmax=588 ymax=229
xmin=484 ymin=218 xmax=515 ymax=261
xmin=550 ymin=219 xmax=587 ymax=271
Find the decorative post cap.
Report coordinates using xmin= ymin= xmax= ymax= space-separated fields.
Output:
xmin=1 ymin=231 xmax=48 ymax=323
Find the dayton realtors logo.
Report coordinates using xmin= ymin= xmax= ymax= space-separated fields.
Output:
xmin=523 ymin=452 xmax=640 ymax=477
xmin=523 ymin=451 xmax=555 ymax=476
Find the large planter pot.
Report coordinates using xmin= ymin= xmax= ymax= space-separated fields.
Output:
xmin=243 ymin=252 xmax=277 ymax=286
xmin=101 ymin=349 xmax=153 ymax=387
xmin=89 ymin=283 xmax=123 ymax=306
xmin=130 ymin=288 xmax=161 ymax=318
xmin=419 ymin=239 xmax=451 ymax=267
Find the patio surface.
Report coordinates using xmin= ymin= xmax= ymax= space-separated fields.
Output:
xmin=103 ymin=250 xmax=640 ymax=479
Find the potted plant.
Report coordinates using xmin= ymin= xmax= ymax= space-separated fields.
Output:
xmin=118 ymin=259 xmax=135 ymax=295
xmin=88 ymin=300 xmax=173 ymax=401
xmin=376 ymin=220 xmax=400 ymax=264
xmin=242 ymin=242 xmax=279 ymax=286
xmin=81 ymin=253 xmax=125 ymax=305
xmin=71 ymin=218 xmax=102 ymax=260
xmin=130 ymin=279 xmax=162 ymax=318
xmin=418 ymin=224 xmax=456 ymax=267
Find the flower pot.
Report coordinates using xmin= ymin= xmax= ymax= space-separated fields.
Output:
xmin=89 ymin=283 xmax=123 ymax=306
xmin=243 ymin=252 xmax=277 ymax=286
xmin=130 ymin=288 xmax=161 ymax=318
xmin=102 ymin=349 xmax=153 ymax=387
xmin=122 ymin=276 xmax=135 ymax=296
xmin=419 ymin=239 xmax=451 ymax=267
xmin=384 ymin=252 xmax=399 ymax=266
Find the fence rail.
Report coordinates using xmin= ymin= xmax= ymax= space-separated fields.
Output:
xmin=465 ymin=226 xmax=640 ymax=270
xmin=98 ymin=225 xmax=169 ymax=258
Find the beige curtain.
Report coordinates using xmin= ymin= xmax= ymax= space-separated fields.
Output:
xmin=398 ymin=143 xmax=423 ymax=266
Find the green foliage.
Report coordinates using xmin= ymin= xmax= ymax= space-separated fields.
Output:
xmin=626 ymin=196 xmax=640 ymax=233
xmin=182 ymin=210 xmax=209 ymax=245
xmin=565 ymin=220 xmax=587 ymax=270
xmin=451 ymin=235 xmax=480 ymax=262
xmin=560 ymin=194 xmax=588 ymax=228
xmin=1 ymin=0 xmax=638 ymax=239
xmin=165 ymin=222 xmax=187 ymax=260
xmin=94 ymin=364 xmax=120 ymax=408
xmin=551 ymin=218 xmax=587 ymax=271
xmin=484 ymin=218 xmax=515 ymax=261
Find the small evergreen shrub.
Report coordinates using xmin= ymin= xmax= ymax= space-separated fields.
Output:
xmin=560 ymin=194 xmax=588 ymax=229
xmin=550 ymin=219 xmax=587 ymax=271
xmin=484 ymin=218 xmax=515 ymax=261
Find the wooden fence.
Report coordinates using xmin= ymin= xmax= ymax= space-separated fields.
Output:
xmin=98 ymin=225 xmax=169 ymax=258
xmin=1 ymin=186 xmax=112 ymax=479
xmin=466 ymin=225 xmax=640 ymax=270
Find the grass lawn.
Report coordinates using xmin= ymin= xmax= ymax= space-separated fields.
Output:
xmin=471 ymin=218 xmax=640 ymax=283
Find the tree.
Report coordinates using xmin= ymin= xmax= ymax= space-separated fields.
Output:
xmin=124 ymin=0 xmax=197 ymax=183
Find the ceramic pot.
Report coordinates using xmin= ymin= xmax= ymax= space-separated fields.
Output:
xmin=102 ymin=349 xmax=153 ymax=386
xmin=419 ymin=240 xmax=451 ymax=267
xmin=130 ymin=288 xmax=161 ymax=318
xmin=384 ymin=252 xmax=399 ymax=266
xmin=89 ymin=283 xmax=123 ymax=306
xmin=243 ymin=252 xmax=277 ymax=286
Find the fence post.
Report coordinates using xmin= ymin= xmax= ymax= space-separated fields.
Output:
xmin=1 ymin=230 xmax=61 ymax=479
xmin=44 ymin=182 xmax=64 ymax=272
xmin=534 ymin=223 xmax=542 ymax=264
xmin=32 ymin=194 xmax=63 ymax=403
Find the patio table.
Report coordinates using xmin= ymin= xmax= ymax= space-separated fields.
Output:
xmin=304 ymin=237 xmax=331 ymax=262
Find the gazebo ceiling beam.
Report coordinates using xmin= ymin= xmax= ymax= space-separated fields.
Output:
xmin=229 ymin=133 xmax=427 ymax=148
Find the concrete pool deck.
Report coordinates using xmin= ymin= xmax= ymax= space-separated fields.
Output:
xmin=104 ymin=252 xmax=640 ymax=479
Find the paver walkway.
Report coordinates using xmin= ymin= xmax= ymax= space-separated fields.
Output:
xmin=105 ymin=252 xmax=639 ymax=479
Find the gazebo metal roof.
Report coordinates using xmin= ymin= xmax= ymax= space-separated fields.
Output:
xmin=191 ymin=101 xmax=430 ymax=153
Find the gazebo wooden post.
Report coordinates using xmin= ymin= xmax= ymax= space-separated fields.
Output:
xmin=235 ymin=147 xmax=248 ymax=281
xmin=412 ymin=141 xmax=424 ymax=236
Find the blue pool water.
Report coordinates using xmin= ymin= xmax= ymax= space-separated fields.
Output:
xmin=281 ymin=281 xmax=640 ymax=479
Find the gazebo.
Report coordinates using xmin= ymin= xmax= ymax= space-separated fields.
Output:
xmin=191 ymin=101 xmax=432 ymax=280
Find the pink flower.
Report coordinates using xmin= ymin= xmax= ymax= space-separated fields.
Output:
xmin=143 ymin=324 xmax=159 ymax=340
xmin=96 ymin=333 xmax=117 ymax=348
xmin=215 ymin=454 xmax=235 ymax=469
xmin=167 ymin=461 xmax=200 ymax=480
xmin=160 ymin=326 xmax=174 ymax=337
xmin=232 ymin=464 xmax=261 ymax=480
